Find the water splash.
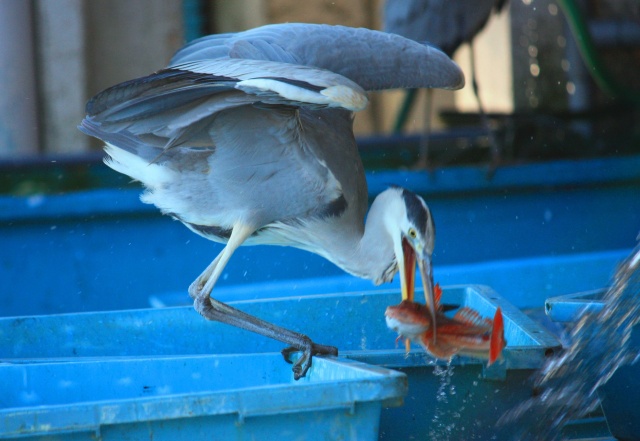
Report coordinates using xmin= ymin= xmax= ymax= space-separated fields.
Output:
xmin=428 ymin=360 xmax=461 ymax=440
xmin=500 ymin=244 xmax=640 ymax=440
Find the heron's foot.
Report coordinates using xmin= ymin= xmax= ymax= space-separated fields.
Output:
xmin=282 ymin=341 xmax=338 ymax=380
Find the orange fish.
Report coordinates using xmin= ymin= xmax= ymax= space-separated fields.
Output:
xmin=385 ymin=284 xmax=507 ymax=366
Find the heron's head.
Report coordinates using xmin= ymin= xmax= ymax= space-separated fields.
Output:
xmin=378 ymin=186 xmax=436 ymax=314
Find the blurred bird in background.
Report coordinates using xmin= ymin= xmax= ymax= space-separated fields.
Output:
xmin=384 ymin=0 xmax=507 ymax=168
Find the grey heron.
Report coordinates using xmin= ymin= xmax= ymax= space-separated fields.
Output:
xmin=384 ymin=0 xmax=506 ymax=167
xmin=80 ymin=23 xmax=464 ymax=379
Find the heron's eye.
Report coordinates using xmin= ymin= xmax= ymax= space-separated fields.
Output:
xmin=408 ymin=228 xmax=417 ymax=239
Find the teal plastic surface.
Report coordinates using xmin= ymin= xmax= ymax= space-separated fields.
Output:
xmin=0 ymin=353 xmax=406 ymax=440
xmin=1 ymin=286 xmax=561 ymax=440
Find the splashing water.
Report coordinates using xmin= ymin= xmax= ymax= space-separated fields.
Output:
xmin=500 ymin=244 xmax=640 ymax=440
xmin=429 ymin=361 xmax=462 ymax=441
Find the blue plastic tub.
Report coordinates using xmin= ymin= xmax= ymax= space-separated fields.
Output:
xmin=0 ymin=353 xmax=406 ymax=440
xmin=1 ymin=286 xmax=561 ymax=439
xmin=153 ymin=248 xmax=630 ymax=311
xmin=2 ymin=154 xmax=639 ymax=316
xmin=546 ymin=290 xmax=640 ymax=441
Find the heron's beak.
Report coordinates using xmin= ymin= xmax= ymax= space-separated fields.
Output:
xmin=400 ymin=238 xmax=416 ymax=302
xmin=417 ymin=249 xmax=437 ymax=343
xmin=399 ymin=237 xmax=417 ymax=352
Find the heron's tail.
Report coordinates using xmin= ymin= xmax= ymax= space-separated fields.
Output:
xmin=79 ymin=118 xmax=175 ymax=190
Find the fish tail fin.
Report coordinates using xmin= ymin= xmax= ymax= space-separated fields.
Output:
xmin=488 ymin=307 xmax=506 ymax=366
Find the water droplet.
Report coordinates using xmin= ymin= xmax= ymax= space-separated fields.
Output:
xmin=530 ymin=63 xmax=541 ymax=77
xmin=566 ymin=82 xmax=576 ymax=95
xmin=557 ymin=35 xmax=566 ymax=47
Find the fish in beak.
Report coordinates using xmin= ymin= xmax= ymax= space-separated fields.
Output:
xmin=386 ymin=285 xmax=507 ymax=366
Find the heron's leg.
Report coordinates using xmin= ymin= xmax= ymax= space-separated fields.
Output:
xmin=415 ymin=88 xmax=434 ymax=170
xmin=189 ymin=223 xmax=337 ymax=380
xmin=469 ymin=43 xmax=500 ymax=175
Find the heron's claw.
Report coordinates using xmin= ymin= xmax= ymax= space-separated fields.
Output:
xmin=282 ymin=342 xmax=338 ymax=380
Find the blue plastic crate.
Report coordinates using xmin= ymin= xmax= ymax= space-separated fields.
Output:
xmin=1 ymin=286 xmax=561 ymax=439
xmin=152 ymin=249 xmax=629 ymax=311
xmin=0 ymin=353 xmax=406 ymax=440
xmin=546 ymin=290 xmax=640 ymax=441
xmin=2 ymin=154 xmax=639 ymax=316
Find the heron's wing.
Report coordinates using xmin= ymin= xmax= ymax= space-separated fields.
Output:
xmin=170 ymin=23 xmax=464 ymax=91
xmin=383 ymin=0 xmax=506 ymax=56
xmin=82 ymin=58 xmax=367 ymax=150
xmin=80 ymin=56 xmax=359 ymax=225
xmin=177 ymin=59 xmax=367 ymax=111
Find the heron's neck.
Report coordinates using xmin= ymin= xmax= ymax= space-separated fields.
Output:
xmin=331 ymin=197 xmax=396 ymax=284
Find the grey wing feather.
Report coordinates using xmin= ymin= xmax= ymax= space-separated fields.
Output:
xmin=171 ymin=23 xmax=464 ymax=91
xmin=79 ymin=117 xmax=165 ymax=162
xmin=82 ymin=22 xmax=464 ymax=155
xmin=83 ymin=57 xmax=368 ymax=150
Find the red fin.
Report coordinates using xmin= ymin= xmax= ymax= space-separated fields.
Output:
xmin=453 ymin=307 xmax=485 ymax=327
xmin=434 ymin=283 xmax=442 ymax=311
xmin=488 ymin=307 xmax=505 ymax=366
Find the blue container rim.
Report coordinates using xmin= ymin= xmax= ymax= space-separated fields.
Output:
xmin=0 ymin=353 xmax=407 ymax=438
xmin=545 ymin=289 xmax=607 ymax=323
